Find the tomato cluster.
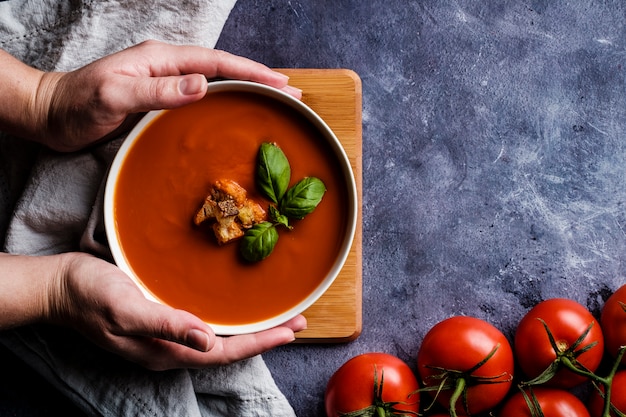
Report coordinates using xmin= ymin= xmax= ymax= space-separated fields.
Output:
xmin=324 ymin=285 xmax=626 ymax=417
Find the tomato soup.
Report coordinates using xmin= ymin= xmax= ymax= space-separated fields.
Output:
xmin=113 ymin=90 xmax=350 ymax=326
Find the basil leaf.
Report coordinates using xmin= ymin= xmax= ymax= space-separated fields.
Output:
xmin=269 ymin=205 xmax=291 ymax=229
xmin=256 ymin=142 xmax=290 ymax=204
xmin=279 ymin=177 xmax=326 ymax=219
xmin=240 ymin=222 xmax=279 ymax=262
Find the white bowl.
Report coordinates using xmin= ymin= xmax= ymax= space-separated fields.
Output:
xmin=104 ymin=80 xmax=357 ymax=335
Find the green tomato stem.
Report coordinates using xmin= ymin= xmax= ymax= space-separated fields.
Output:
xmin=559 ymin=356 xmax=606 ymax=386
xmin=602 ymin=383 xmax=612 ymax=417
xmin=600 ymin=346 xmax=626 ymax=417
xmin=559 ymin=346 xmax=626 ymax=417
xmin=448 ymin=377 xmax=466 ymax=417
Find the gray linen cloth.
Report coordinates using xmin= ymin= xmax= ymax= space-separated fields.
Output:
xmin=0 ymin=1 xmax=297 ymax=416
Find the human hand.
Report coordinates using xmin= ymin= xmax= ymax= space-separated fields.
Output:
xmin=34 ymin=40 xmax=302 ymax=152
xmin=49 ymin=252 xmax=306 ymax=371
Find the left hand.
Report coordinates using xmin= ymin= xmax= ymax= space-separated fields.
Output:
xmin=48 ymin=252 xmax=307 ymax=371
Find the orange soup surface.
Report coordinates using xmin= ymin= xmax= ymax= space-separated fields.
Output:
xmin=114 ymin=91 xmax=350 ymax=326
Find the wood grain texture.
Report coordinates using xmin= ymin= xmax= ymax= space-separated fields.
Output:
xmin=277 ymin=69 xmax=363 ymax=342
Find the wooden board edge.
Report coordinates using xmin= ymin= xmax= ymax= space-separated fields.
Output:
xmin=279 ymin=69 xmax=364 ymax=343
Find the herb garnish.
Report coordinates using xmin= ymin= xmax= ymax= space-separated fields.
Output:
xmin=240 ymin=142 xmax=326 ymax=262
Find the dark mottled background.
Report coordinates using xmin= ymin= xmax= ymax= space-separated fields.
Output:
xmin=217 ymin=1 xmax=626 ymax=415
xmin=2 ymin=1 xmax=626 ymax=416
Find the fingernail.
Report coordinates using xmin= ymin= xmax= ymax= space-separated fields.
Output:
xmin=283 ymin=85 xmax=303 ymax=99
xmin=179 ymin=75 xmax=206 ymax=96
xmin=187 ymin=329 xmax=211 ymax=352
xmin=274 ymin=72 xmax=290 ymax=82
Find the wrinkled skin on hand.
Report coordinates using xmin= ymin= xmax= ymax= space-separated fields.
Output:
xmin=35 ymin=40 xmax=302 ymax=151
xmin=49 ymin=253 xmax=306 ymax=371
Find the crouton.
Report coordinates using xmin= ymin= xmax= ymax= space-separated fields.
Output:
xmin=194 ymin=179 xmax=266 ymax=244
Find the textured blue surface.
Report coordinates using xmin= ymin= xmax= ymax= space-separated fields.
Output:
xmin=217 ymin=1 xmax=626 ymax=415
xmin=2 ymin=1 xmax=626 ymax=415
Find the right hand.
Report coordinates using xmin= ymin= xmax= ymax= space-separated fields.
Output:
xmin=8 ymin=40 xmax=302 ymax=152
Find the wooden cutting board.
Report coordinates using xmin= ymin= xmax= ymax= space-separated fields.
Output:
xmin=276 ymin=69 xmax=363 ymax=343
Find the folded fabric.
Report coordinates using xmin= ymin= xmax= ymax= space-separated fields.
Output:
xmin=1 ymin=325 xmax=296 ymax=417
xmin=0 ymin=1 xmax=297 ymax=416
xmin=0 ymin=0 xmax=237 ymax=71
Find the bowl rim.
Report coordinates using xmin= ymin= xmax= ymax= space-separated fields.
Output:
xmin=104 ymin=80 xmax=358 ymax=335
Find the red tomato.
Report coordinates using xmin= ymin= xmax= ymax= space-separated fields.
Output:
xmin=498 ymin=387 xmax=590 ymax=417
xmin=514 ymin=298 xmax=604 ymax=388
xmin=416 ymin=316 xmax=514 ymax=415
xmin=587 ymin=369 xmax=626 ymax=417
xmin=325 ymin=353 xmax=419 ymax=417
xmin=601 ymin=285 xmax=626 ymax=363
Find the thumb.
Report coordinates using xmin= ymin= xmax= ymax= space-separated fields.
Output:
xmin=121 ymin=299 xmax=216 ymax=352
xmin=122 ymin=73 xmax=208 ymax=112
